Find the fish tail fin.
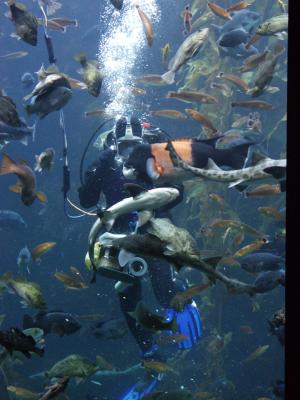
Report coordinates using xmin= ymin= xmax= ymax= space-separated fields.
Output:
xmin=161 ymin=70 xmax=175 ymax=85
xmin=23 ymin=314 xmax=34 ymax=329
xmin=0 ymin=153 xmax=17 ymax=176
xmin=20 ymin=135 xmax=29 ymax=146
xmin=74 ymin=19 xmax=79 ymax=27
xmin=30 ymin=120 xmax=37 ymax=142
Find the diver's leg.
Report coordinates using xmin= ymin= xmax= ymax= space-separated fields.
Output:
xmin=117 ymin=281 xmax=153 ymax=354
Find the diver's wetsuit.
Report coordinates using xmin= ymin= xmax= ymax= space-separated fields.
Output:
xmin=78 ymin=148 xmax=186 ymax=354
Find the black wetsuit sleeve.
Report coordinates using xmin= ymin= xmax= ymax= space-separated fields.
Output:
xmin=78 ymin=159 xmax=104 ymax=208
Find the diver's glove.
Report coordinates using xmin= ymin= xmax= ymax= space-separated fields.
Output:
xmin=165 ymin=300 xmax=202 ymax=349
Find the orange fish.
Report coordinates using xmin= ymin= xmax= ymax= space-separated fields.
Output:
xmin=226 ymin=1 xmax=250 ymax=12
xmin=182 ymin=5 xmax=193 ymax=34
xmin=258 ymin=206 xmax=285 ymax=221
xmin=217 ymin=72 xmax=249 ymax=93
xmin=37 ymin=18 xmax=66 ymax=33
xmin=239 ymin=325 xmax=254 ymax=335
xmin=245 ymin=184 xmax=282 ymax=197
xmin=0 ymin=153 xmax=47 ymax=206
xmin=185 ymin=109 xmax=218 ymax=134
xmin=208 ymin=2 xmax=232 ymax=20
xmin=31 ymin=242 xmax=56 ymax=261
xmin=136 ymin=5 xmax=154 ymax=47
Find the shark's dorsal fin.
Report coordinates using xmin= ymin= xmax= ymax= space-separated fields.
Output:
xmin=123 ymin=183 xmax=148 ymax=198
xmin=206 ymin=158 xmax=222 ymax=171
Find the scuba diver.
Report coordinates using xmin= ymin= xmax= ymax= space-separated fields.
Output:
xmin=78 ymin=116 xmax=202 ymax=400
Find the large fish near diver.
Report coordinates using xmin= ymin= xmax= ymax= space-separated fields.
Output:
xmin=123 ymin=136 xmax=254 ymax=183
xmin=161 ymin=28 xmax=209 ymax=84
xmin=166 ymin=141 xmax=286 ymax=191
xmin=88 ymin=184 xmax=180 ymax=282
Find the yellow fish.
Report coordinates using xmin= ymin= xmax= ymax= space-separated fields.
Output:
xmin=143 ymin=359 xmax=178 ymax=375
xmin=162 ymin=43 xmax=171 ymax=65
xmin=7 ymin=386 xmax=40 ymax=399
xmin=242 ymin=345 xmax=269 ymax=364
xmin=31 ymin=242 xmax=56 ymax=262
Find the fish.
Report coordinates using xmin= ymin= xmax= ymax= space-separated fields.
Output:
xmin=161 ymin=28 xmax=209 ymax=84
xmin=166 ymin=90 xmax=218 ymax=104
xmin=238 ymin=50 xmax=270 ymax=72
xmin=130 ymin=87 xmax=146 ymax=95
xmin=182 ymin=5 xmax=193 ymax=34
xmin=268 ymin=308 xmax=285 ymax=346
xmin=208 ymin=3 xmax=232 ymax=20
xmin=34 ymin=0 xmax=62 ymax=16
xmin=231 ymin=100 xmax=273 ymax=109
xmin=150 ymin=110 xmax=187 ymax=119
xmin=46 ymin=354 xmax=113 ymax=379
xmin=54 ymin=271 xmax=88 ymax=290
xmin=37 ymin=17 xmax=66 ymax=32
xmin=6 ymin=385 xmax=40 ymax=399
xmin=184 ymin=108 xmax=218 ymax=133
xmin=218 ymin=28 xmax=250 ymax=47
xmin=227 ymin=1 xmax=250 ymax=12
xmin=8 ymin=0 xmax=38 ymax=46
xmin=31 ymin=242 xmax=56 ymax=262
xmin=162 ymin=43 xmax=171 ymax=65
xmin=245 ymin=183 xmax=282 ymax=197
xmin=110 ymin=0 xmax=123 ymax=10
xmin=208 ymin=193 xmax=226 ymax=208
xmin=128 ymin=301 xmax=178 ymax=333
xmin=166 ymin=141 xmax=286 ymax=190
xmin=240 ymin=252 xmax=284 ymax=274
xmin=143 ymin=359 xmax=178 ymax=375
xmin=212 ymin=9 xmax=261 ymax=59
xmin=92 ymin=318 xmax=128 ymax=340
xmin=233 ymin=238 xmax=270 ymax=258
xmin=17 ymin=246 xmax=31 ymax=273
xmin=170 ymin=282 xmax=212 ymax=312
xmin=74 ymin=53 xmax=103 ymax=97
xmin=202 ymin=219 xmax=266 ymax=239
xmin=239 ymin=325 xmax=254 ymax=334
xmin=0 ymin=51 xmax=28 ymax=60
xmin=258 ymin=206 xmax=285 ymax=221
xmin=0 ymin=327 xmax=44 ymax=358
xmin=136 ymin=5 xmax=154 ymax=47
xmin=0 ymin=210 xmax=27 ymax=229
xmin=0 ymin=273 xmax=46 ymax=309
xmin=254 ymin=269 xmax=285 ymax=293
xmin=256 ymin=14 xmax=288 ymax=36
xmin=34 ymin=148 xmax=55 ymax=172
xmin=24 ymin=73 xmax=72 ymax=118
xmin=0 ymin=154 xmax=47 ymax=206
xmin=23 ymin=311 xmax=81 ymax=336
xmin=242 ymin=345 xmax=269 ymax=363
xmin=38 ymin=377 xmax=70 ymax=400
xmin=134 ymin=74 xmax=168 ymax=86
xmin=155 ymin=333 xmax=189 ymax=345
xmin=217 ymin=72 xmax=249 ymax=92
xmin=21 ymin=72 xmax=35 ymax=89
xmin=50 ymin=17 xmax=78 ymax=27
xmin=247 ymin=44 xmax=285 ymax=97
xmin=124 ymin=137 xmax=254 ymax=183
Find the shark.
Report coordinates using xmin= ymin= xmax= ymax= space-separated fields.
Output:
xmin=165 ymin=140 xmax=286 ymax=192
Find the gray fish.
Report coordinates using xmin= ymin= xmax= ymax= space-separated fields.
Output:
xmin=161 ymin=28 xmax=209 ymax=84
xmin=253 ymin=269 xmax=285 ymax=293
xmin=256 ymin=14 xmax=288 ymax=36
xmin=240 ymin=252 xmax=285 ymax=274
xmin=92 ymin=318 xmax=128 ymax=340
xmin=34 ymin=148 xmax=55 ymax=172
xmin=0 ymin=120 xmax=35 ymax=146
xmin=218 ymin=28 xmax=250 ymax=47
xmin=25 ymin=86 xmax=72 ymax=119
xmin=17 ymin=246 xmax=31 ymax=273
xmin=23 ymin=310 xmax=81 ymax=336
xmin=8 ymin=1 xmax=38 ymax=46
xmin=0 ymin=210 xmax=27 ymax=229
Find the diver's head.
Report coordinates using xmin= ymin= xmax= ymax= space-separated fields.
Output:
xmin=114 ymin=116 xmax=144 ymax=161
